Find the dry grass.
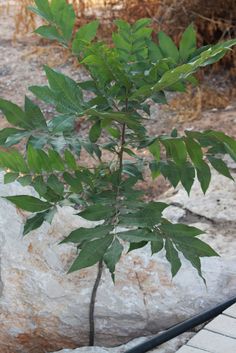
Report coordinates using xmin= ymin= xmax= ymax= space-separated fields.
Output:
xmin=2 ymin=0 xmax=236 ymax=123
xmin=4 ymin=0 xmax=236 ymax=74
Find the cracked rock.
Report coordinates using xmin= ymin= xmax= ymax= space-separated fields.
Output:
xmin=0 ymin=173 xmax=236 ymax=353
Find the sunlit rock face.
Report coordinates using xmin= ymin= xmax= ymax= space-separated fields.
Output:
xmin=0 ymin=171 xmax=235 ymax=353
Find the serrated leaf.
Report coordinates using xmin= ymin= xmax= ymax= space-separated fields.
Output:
xmin=68 ymin=235 xmax=113 ymax=273
xmin=5 ymin=195 xmax=52 ymax=212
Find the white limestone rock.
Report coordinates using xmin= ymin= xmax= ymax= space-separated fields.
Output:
xmin=0 ymin=173 xmax=235 ymax=353
xmin=51 ymin=332 xmax=193 ymax=353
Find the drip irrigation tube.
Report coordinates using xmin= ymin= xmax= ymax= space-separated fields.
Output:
xmin=125 ymin=295 xmax=236 ymax=353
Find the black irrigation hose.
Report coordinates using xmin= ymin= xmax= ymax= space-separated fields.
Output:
xmin=125 ymin=295 xmax=236 ymax=353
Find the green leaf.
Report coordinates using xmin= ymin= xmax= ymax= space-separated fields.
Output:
xmin=72 ymin=20 xmax=99 ymax=55
xmin=0 ymin=128 xmax=27 ymax=146
xmin=179 ymin=24 xmax=197 ymax=61
xmin=151 ymin=236 xmax=164 ymax=255
xmin=24 ymin=211 xmax=48 ymax=235
xmin=4 ymin=172 xmax=19 ymax=184
xmin=174 ymin=235 xmax=218 ymax=280
xmin=160 ymin=161 xmax=180 ymax=188
xmin=207 ymin=156 xmax=234 ymax=180
xmin=106 ymin=126 xmax=121 ymax=139
xmin=18 ymin=175 xmax=32 ymax=186
xmin=89 ymin=121 xmax=102 ymax=143
xmin=207 ymin=130 xmax=236 ymax=162
xmin=34 ymin=25 xmax=64 ymax=43
xmin=104 ymin=239 xmax=123 ymax=279
xmin=79 ymin=204 xmax=115 ymax=221
xmin=50 ymin=0 xmax=75 ymax=42
xmin=184 ymin=136 xmax=203 ymax=168
xmin=0 ymin=98 xmax=31 ymax=130
xmin=5 ymin=195 xmax=52 ymax=212
xmin=27 ymin=145 xmax=42 ymax=173
xmin=48 ymin=149 xmax=65 ymax=171
xmin=179 ymin=161 xmax=195 ymax=195
xmin=43 ymin=66 xmax=85 ymax=114
xmin=64 ymin=150 xmax=77 ymax=170
xmin=169 ymin=139 xmax=187 ymax=165
xmin=118 ymin=229 xmax=159 ymax=242
xmin=149 ymin=140 xmax=160 ymax=161
xmin=196 ymin=161 xmax=211 ymax=193
xmin=24 ymin=96 xmax=47 ymax=129
xmin=165 ymin=239 xmax=181 ymax=277
xmin=128 ymin=241 xmax=148 ymax=252
xmin=32 ymin=176 xmax=47 ymax=196
xmin=61 ymin=225 xmax=113 ymax=244
xmin=47 ymin=175 xmax=64 ymax=195
xmin=48 ymin=115 xmax=75 ymax=133
xmin=149 ymin=160 xmax=161 ymax=180
xmin=120 ymin=201 xmax=168 ymax=228
xmin=29 ymin=85 xmax=57 ymax=105
xmin=68 ymin=235 xmax=113 ymax=273
xmin=158 ymin=31 xmax=179 ymax=63
xmin=63 ymin=172 xmax=82 ymax=192
xmin=29 ymin=0 xmax=53 ymax=22
xmin=0 ymin=149 xmax=28 ymax=173
xmin=160 ymin=222 xmax=204 ymax=237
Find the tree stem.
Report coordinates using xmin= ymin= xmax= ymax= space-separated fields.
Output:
xmin=89 ymin=260 xmax=103 ymax=346
xmin=118 ymin=123 xmax=126 ymax=179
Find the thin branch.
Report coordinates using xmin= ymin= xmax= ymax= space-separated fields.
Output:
xmin=89 ymin=260 xmax=104 ymax=346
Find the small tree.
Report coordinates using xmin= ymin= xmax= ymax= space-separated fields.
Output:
xmin=1 ymin=0 xmax=236 ymax=346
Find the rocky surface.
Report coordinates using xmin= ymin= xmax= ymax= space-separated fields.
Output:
xmin=51 ymin=332 xmax=194 ymax=353
xmin=0 ymin=170 xmax=236 ymax=353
